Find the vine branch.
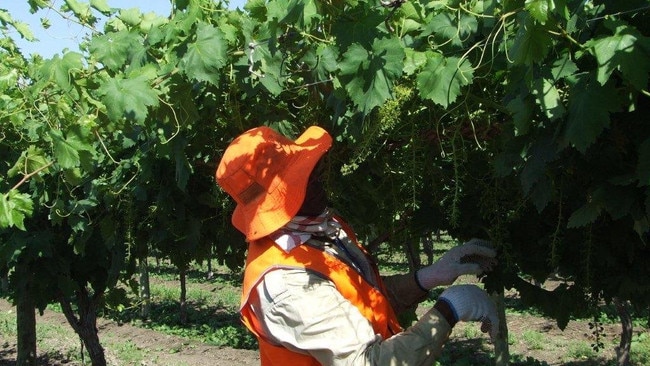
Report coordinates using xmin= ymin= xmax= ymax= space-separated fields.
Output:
xmin=11 ymin=161 xmax=54 ymax=191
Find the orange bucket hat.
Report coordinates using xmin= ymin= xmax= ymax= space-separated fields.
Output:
xmin=216 ymin=126 xmax=333 ymax=241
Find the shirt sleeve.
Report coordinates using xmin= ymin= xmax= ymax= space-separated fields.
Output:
xmin=381 ymin=272 xmax=430 ymax=315
xmin=251 ymin=268 xmax=452 ymax=366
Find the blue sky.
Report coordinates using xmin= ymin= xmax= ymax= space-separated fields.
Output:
xmin=3 ymin=0 xmax=247 ymax=57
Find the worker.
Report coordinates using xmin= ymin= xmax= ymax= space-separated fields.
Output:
xmin=216 ymin=125 xmax=499 ymax=365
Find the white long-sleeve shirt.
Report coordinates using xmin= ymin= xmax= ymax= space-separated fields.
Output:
xmin=247 ymin=237 xmax=453 ymax=365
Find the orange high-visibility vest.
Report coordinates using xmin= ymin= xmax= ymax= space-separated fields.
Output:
xmin=240 ymin=223 xmax=402 ymax=365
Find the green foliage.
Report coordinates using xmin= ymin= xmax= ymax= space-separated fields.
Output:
xmin=563 ymin=73 xmax=619 ymax=153
xmin=98 ymin=74 xmax=160 ymax=123
xmin=417 ymin=54 xmax=474 ymax=108
xmin=181 ymin=23 xmax=228 ymax=85
xmin=339 ymin=37 xmax=405 ymax=113
xmin=0 ymin=191 xmax=33 ymax=230
xmin=631 ymin=332 xmax=650 ymax=365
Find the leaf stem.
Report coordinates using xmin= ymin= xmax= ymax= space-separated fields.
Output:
xmin=555 ymin=26 xmax=584 ymax=49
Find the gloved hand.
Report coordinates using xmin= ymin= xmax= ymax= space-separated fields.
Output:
xmin=416 ymin=238 xmax=497 ymax=289
xmin=436 ymin=284 xmax=499 ymax=340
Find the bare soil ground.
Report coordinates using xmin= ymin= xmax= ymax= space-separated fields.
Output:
xmin=0 ymin=293 xmax=636 ymax=366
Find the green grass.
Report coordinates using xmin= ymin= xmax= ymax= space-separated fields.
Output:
xmin=111 ymin=340 xmax=149 ymax=365
xmin=0 ymin=310 xmax=17 ymax=337
xmin=521 ymin=330 xmax=546 ymax=351
xmin=565 ymin=341 xmax=597 ymax=360
xmin=631 ymin=332 xmax=650 ymax=365
xmin=460 ymin=323 xmax=482 ymax=339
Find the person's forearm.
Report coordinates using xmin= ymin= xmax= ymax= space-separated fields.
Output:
xmin=381 ymin=272 xmax=429 ymax=314
xmin=363 ymin=307 xmax=452 ymax=365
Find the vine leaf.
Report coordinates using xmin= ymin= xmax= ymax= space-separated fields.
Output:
xmin=39 ymin=52 xmax=84 ymax=91
xmin=172 ymin=137 xmax=191 ymax=190
xmin=525 ymin=0 xmax=555 ymax=25
xmin=313 ymin=44 xmax=339 ymax=76
xmin=550 ymin=50 xmax=578 ymax=80
xmin=564 ymin=73 xmax=619 ymax=153
xmin=521 ymin=137 xmax=557 ymax=195
xmin=567 ymin=201 xmax=602 ymax=228
xmin=403 ymin=49 xmax=428 ymax=76
xmin=90 ymin=0 xmax=112 ymax=15
xmin=416 ymin=53 xmax=473 ymax=108
xmin=98 ymin=74 xmax=159 ymax=123
xmin=64 ymin=0 xmax=96 ymax=24
xmin=89 ymin=31 xmax=143 ymax=71
xmin=0 ymin=191 xmax=34 ymax=230
xmin=140 ymin=12 xmax=168 ymax=33
xmin=333 ymin=7 xmax=384 ymax=50
xmin=596 ymin=185 xmax=635 ymax=221
xmin=50 ymin=130 xmax=86 ymax=169
xmin=0 ymin=68 xmax=18 ymax=91
xmin=181 ymin=23 xmax=228 ymax=86
xmin=568 ymin=184 xmax=636 ymax=228
xmin=270 ymin=0 xmax=319 ymax=29
xmin=421 ymin=11 xmax=478 ymax=48
xmin=12 ymin=21 xmax=36 ymax=42
xmin=531 ymin=77 xmax=565 ymax=121
xmin=339 ymin=37 xmax=404 ymax=113
xmin=117 ymin=8 xmax=142 ymax=26
xmin=244 ymin=0 xmax=268 ymax=20
xmin=529 ymin=175 xmax=553 ymax=212
xmin=253 ymin=42 xmax=284 ymax=95
xmin=586 ymin=19 xmax=650 ymax=90
xmin=399 ymin=0 xmax=422 ymax=22
xmin=506 ymin=94 xmax=534 ymax=135
xmin=514 ymin=277 xmax=582 ymax=330
xmin=532 ymin=47 xmax=575 ymax=122
xmin=0 ymin=10 xmax=36 ymax=41
xmin=510 ymin=12 xmax=553 ymax=65
xmin=7 ymin=147 xmax=50 ymax=180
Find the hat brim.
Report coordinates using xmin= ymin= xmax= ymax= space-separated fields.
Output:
xmin=232 ymin=126 xmax=333 ymax=241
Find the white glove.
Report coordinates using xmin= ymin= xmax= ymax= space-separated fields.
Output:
xmin=416 ymin=238 xmax=497 ymax=289
xmin=437 ymin=284 xmax=499 ymax=340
